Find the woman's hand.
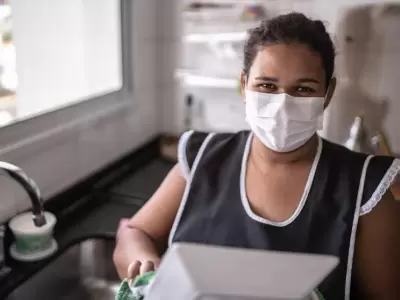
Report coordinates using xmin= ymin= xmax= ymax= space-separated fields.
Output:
xmin=115 ymin=218 xmax=133 ymax=240
xmin=114 ymin=219 xmax=161 ymax=280
xmin=127 ymin=259 xmax=160 ymax=284
xmin=113 ymin=165 xmax=186 ymax=281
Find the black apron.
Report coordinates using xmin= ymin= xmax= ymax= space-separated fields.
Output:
xmin=170 ymin=130 xmax=397 ymax=300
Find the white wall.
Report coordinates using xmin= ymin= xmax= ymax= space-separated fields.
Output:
xmin=307 ymin=0 xmax=400 ymax=153
xmin=181 ymin=0 xmax=400 ymax=153
xmin=12 ymin=0 xmax=122 ymax=119
xmin=0 ymin=0 xmax=182 ymax=223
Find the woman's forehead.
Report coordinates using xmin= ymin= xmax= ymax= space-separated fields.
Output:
xmin=250 ymin=44 xmax=325 ymax=81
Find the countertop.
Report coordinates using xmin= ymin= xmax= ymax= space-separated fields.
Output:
xmin=110 ymin=159 xmax=174 ymax=199
xmin=0 ymin=157 xmax=174 ymax=298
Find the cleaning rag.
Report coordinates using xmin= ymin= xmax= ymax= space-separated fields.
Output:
xmin=115 ymin=271 xmax=156 ymax=300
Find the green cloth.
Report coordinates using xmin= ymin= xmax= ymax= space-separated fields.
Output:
xmin=115 ymin=271 xmax=156 ymax=300
xmin=309 ymin=289 xmax=325 ymax=300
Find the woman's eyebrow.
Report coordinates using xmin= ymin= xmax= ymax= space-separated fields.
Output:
xmin=296 ymin=78 xmax=321 ymax=84
xmin=254 ymin=76 xmax=278 ymax=82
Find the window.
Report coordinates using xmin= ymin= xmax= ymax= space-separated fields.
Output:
xmin=0 ymin=0 xmax=132 ymax=151
xmin=0 ymin=1 xmax=15 ymax=126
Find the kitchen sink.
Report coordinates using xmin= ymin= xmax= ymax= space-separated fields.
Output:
xmin=6 ymin=238 xmax=121 ymax=300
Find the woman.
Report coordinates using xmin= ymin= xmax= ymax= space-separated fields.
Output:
xmin=113 ymin=13 xmax=400 ymax=299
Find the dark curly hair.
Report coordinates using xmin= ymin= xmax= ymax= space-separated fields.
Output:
xmin=243 ymin=12 xmax=335 ymax=89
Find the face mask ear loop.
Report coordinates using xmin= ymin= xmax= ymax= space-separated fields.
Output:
xmin=327 ymin=75 xmax=335 ymax=94
xmin=244 ymin=72 xmax=249 ymax=86
xmin=323 ymin=96 xmax=328 ymax=108
xmin=319 ymin=86 xmax=329 ymax=130
xmin=323 ymin=79 xmax=333 ymax=108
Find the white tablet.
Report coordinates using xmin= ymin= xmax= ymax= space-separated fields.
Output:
xmin=146 ymin=243 xmax=339 ymax=300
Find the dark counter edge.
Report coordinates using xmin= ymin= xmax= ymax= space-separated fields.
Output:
xmin=0 ymin=134 xmax=170 ymax=299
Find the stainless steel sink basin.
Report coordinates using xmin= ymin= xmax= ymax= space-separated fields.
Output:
xmin=6 ymin=238 xmax=120 ymax=300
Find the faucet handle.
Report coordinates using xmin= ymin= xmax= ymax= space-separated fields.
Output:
xmin=0 ymin=161 xmax=20 ymax=172
xmin=0 ymin=161 xmax=46 ymax=227
xmin=0 ymin=161 xmax=41 ymax=197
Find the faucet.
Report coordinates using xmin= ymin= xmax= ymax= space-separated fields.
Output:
xmin=0 ymin=161 xmax=46 ymax=227
xmin=344 ymin=115 xmax=375 ymax=154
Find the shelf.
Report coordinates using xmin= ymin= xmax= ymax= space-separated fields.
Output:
xmin=182 ymin=17 xmax=261 ymax=45
xmin=184 ymin=31 xmax=247 ymax=43
xmin=176 ymin=70 xmax=238 ymax=89
xmin=185 ymin=19 xmax=260 ymax=34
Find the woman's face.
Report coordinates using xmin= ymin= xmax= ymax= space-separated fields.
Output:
xmin=241 ymin=43 xmax=335 ymax=102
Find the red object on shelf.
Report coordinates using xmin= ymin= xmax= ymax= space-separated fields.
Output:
xmin=241 ymin=4 xmax=267 ymax=21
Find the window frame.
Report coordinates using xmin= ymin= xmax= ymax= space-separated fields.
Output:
xmin=0 ymin=0 xmax=133 ymax=157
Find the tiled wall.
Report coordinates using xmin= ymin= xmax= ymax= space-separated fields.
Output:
xmin=0 ymin=0 xmax=183 ymax=223
xmin=181 ymin=0 xmax=400 ymax=154
xmin=2 ymin=0 xmax=400 ymax=223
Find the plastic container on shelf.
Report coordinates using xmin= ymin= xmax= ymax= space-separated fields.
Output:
xmin=183 ymin=1 xmax=266 ymax=37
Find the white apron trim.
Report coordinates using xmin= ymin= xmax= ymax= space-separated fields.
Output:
xmin=360 ymin=158 xmax=400 ymax=216
xmin=177 ymin=130 xmax=195 ymax=180
xmin=240 ymin=133 xmax=323 ymax=227
xmin=168 ymin=132 xmax=216 ymax=246
xmin=344 ymin=154 xmax=373 ymax=300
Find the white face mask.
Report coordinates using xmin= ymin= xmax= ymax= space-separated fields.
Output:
xmin=245 ymin=90 xmax=325 ymax=152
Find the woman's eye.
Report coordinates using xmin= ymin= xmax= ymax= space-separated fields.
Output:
xmin=296 ymin=86 xmax=315 ymax=93
xmin=258 ymin=83 xmax=277 ymax=91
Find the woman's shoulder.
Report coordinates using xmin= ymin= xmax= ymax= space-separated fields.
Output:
xmin=321 ymin=137 xmax=395 ymax=167
xmin=321 ymin=137 xmax=400 ymax=214
xmin=321 ymin=138 xmax=368 ymax=159
xmin=177 ymin=130 xmax=249 ymax=178
xmin=361 ymin=155 xmax=400 ymax=215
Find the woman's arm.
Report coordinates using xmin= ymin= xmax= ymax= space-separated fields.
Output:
xmin=113 ymin=164 xmax=186 ymax=279
xmin=355 ymin=191 xmax=400 ymax=299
